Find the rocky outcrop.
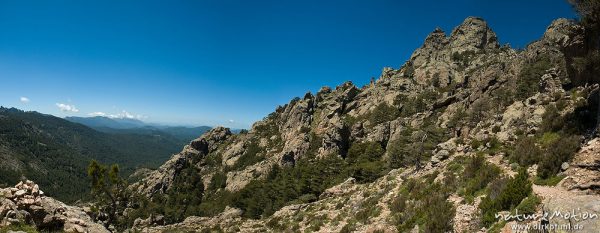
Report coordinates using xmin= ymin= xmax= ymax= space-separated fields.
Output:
xmin=543 ymin=18 xmax=586 ymax=55
xmin=0 ymin=180 xmax=109 ymax=233
xmin=531 ymin=185 xmax=600 ymax=233
xmin=562 ymin=138 xmax=600 ymax=193
xmin=132 ymin=127 xmax=232 ymax=196
xmin=408 ymin=17 xmax=502 ymax=87
xmin=449 ymin=16 xmax=499 ymax=53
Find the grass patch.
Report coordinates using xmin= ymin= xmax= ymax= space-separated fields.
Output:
xmin=0 ymin=222 xmax=38 ymax=233
xmin=514 ymin=194 xmax=541 ymax=215
xmin=534 ymin=175 xmax=566 ymax=186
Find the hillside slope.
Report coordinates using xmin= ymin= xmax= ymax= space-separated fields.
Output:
xmin=128 ymin=17 xmax=600 ymax=232
xmin=0 ymin=108 xmax=195 ymax=202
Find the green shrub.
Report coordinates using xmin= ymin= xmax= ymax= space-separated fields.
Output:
xmin=209 ymin=171 xmax=227 ymax=191
xmin=423 ymin=192 xmax=455 ymax=233
xmin=468 ymin=100 xmax=491 ymax=123
xmin=541 ymin=105 xmax=563 ymax=133
xmin=479 ymin=169 xmax=532 ymax=226
xmin=346 ymin=141 xmax=385 ymax=163
xmin=163 ymin=165 xmax=205 ymax=223
xmin=346 ymin=141 xmax=387 ymax=183
xmin=539 ymin=132 xmax=560 ymax=146
xmin=516 ymin=55 xmax=552 ymax=100
xmin=395 ymin=90 xmax=438 ymax=117
xmin=232 ymin=156 xmax=348 ymax=219
xmin=390 ymin=194 xmax=407 ymax=213
xmin=533 ymin=175 xmax=566 ymax=186
xmin=369 ymin=103 xmax=400 ymax=125
xmin=510 ymin=136 xmax=543 ymax=166
xmin=231 ymin=141 xmax=264 ymax=171
xmin=461 ymin=154 xmax=501 ymax=198
xmin=394 ymin=176 xmax=455 ymax=232
xmin=492 ymin=125 xmax=501 ymax=133
xmin=514 ymin=194 xmax=541 ymax=216
xmin=537 ymin=135 xmax=580 ymax=179
xmin=0 ymin=222 xmax=39 ymax=233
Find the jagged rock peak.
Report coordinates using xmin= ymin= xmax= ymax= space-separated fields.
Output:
xmin=449 ymin=16 xmax=499 ymax=52
xmin=543 ymin=18 xmax=585 ymax=48
xmin=335 ymin=81 xmax=356 ymax=91
xmin=410 ymin=17 xmax=500 ymax=68
xmin=422 ymin=27 xmax=448 ymax=49
xmin=190 ymin=126 xmax=232 ymax=153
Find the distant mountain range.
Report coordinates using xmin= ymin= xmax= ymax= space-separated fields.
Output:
xmin=65 ymin=116 xmax=147 ymax=129
xmin=65 ymin=116 xmax=212 ymax=143
xmin=0 ymin=108 xmax=210 ymax=202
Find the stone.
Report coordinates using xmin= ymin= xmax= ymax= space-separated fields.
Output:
xmin=19 ymin=197 xmax=36 ymax=206
xmin=0 ymin=198 xmax=17 ymax=217
xmin=561 ymin=162 xmax=570 ymax=171
xmin=14 ymin=190 xmax=26 ymax=197
xmin=31 ymin=184 xmax=39 ymax=195
xmin=431 ymin=156 xmax=441 ymax=165
xmin=435 ymin=149 xmax=450 ymax=159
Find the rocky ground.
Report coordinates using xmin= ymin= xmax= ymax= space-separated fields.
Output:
xmin=0 ymin=180 xmax=109 ymax=232
xmin=135 ymin=133 xmax=600 ymax=233
xmin=498 ymin=138 xmax=600 ymax=233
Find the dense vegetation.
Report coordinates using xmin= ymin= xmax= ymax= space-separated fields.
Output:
xmin=391 ymin=173 xmax=456 ymax=232
xmin=479 ymin=169 xmax=532 ymax=226
xmin=233 ymin=155 xmax=348 ymax=218
xmin=0 ymin=107 xmax=187 ymax=202
xmin=516 ymin=55 xmax=553 ymax=100
xmin=508 ymin=102 xmax=588 ymax=181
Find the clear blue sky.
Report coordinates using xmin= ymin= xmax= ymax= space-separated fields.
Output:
xmin=0 ymin=0 xmax=577 ymax=128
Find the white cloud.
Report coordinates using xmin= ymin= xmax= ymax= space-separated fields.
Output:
xmin=56 ymin=103 xmax=79 ymax=112
xmin=88 ymin=112 xmax=107 ymax=117
xmin=20 ymin=97 xmax=30 ymax=103
xmin=228 ymin=119 xmax=235 ymax=123
xmin=87 ymin=110 xmax=146 ymax=120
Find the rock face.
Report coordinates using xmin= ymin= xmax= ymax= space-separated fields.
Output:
xmin=128 ymin=16 xmax=599 ymax=233
xmin=0 ymin=180 xmax=109 ymax=233
xmin=449 ymin=16 xmax=499 ymax=52
xmin=132 ymin=127 xmax=232 ymax=195
xmin=562 ymin=138 xmax=600 ymax=193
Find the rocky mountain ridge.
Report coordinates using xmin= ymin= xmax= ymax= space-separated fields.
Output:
xmin=128 ymin=16 xmax=600 ymax=232
xmin=134 ymin=15 xmax=591 ymax=196
xmin=2 ymin=15 xmax=599 ymax=233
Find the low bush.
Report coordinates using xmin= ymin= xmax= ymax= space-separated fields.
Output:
xmin=230 ymin=141 xmax=264 ymax=171
xmin=537 ymin=135 xmax=580 ymax=179
xmin=369 ymin=103 xmax=400 ymax=125
xmin=533 ymin=175 xmax=566 ymax=186
xmin=393 ymin=174 xmax=455 ymax=232
xmin=479 ymin=169 xmax=532 ymax=226
xmin=516 ymin=55 xmax=552 ymax=100
xmin=461 ymin=154 xmax=502 ymax=198
xmin=510 ymin=136 xmax=543 ymax=166
xmin=514 ymin=194 xmax=541 ymax=215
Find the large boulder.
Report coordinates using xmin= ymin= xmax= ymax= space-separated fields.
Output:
xmin=0 ymin=180 xmax=109 ymax=233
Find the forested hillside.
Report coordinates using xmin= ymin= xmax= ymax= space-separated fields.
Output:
xmin=0 ymin=107 xmax=201 ymax=202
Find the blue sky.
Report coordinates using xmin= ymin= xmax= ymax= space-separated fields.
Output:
xmin=0 ymin=0 xmax=576 ymax=128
